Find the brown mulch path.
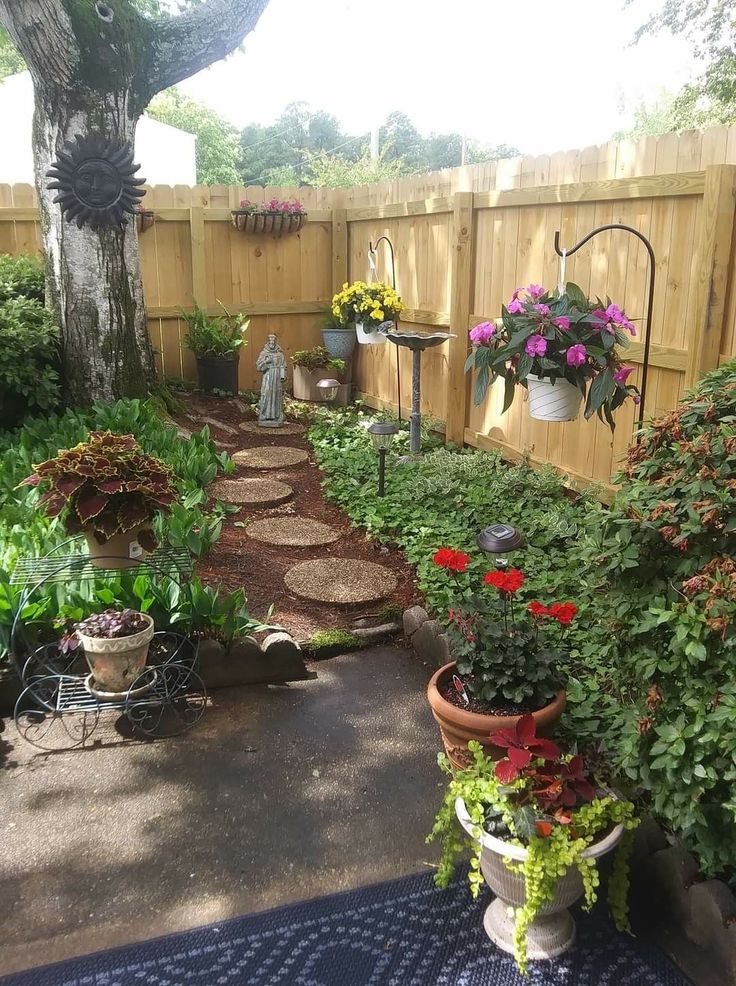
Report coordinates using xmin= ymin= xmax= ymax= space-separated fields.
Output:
xmin=173 ymin=395 xmax=420 ymax=640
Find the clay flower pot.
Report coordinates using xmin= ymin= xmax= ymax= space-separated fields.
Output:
xmin=84 ymin=527 xmax=153 ymax=569
xmin=79 ymin=613 xmax=154 ymax=699
xmin=455 ymin=796 xmax=624 ymax=960
xmin=426 ymin=661 xmax=566 ymax=769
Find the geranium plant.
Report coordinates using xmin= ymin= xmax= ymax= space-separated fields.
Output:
xmin=465 ymin=282 xmax=640 ymax=429
xmin=237 ymin=197 xmax=306 ymax=216
xmin=428 ymin=716 xmax=638 ymax=973
xmin=331 ymin=280 xmax=403 ymax=328
xmin=433 ymin=548 xmax=576 ymax=707
xmin=21 ymin=431 xmax=177 ymax=549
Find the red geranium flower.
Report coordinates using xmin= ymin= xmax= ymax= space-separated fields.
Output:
xmin=527 ymin=601 xmax=548 ymax=618
xmin=483 ymin=568 xmax=525 ymax=594
xmin=548 ymin=601 xmax=578 ymax=626
xmin=433 ymin=547 xmax=470 ymax=573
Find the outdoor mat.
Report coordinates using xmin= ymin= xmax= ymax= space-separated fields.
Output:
xmin=0 ymin=869 xmax=691 ymax=986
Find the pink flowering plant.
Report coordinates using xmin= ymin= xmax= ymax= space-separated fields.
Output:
xmin=237 ymin=198 xmax=306 ymax=216
xmin=465 ymin=282 xmax=640 ymax=429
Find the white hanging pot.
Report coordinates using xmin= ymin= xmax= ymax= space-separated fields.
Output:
xmin=526 ymin=374 xmax=582 ymax=422
xmin=355 ymin=320 xmax=386 ymax=345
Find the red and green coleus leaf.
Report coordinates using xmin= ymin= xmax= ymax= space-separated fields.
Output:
xmin=117 ymin=499 xmax=152 ymax=532
xmin=38 ymin=491 xmax=66 ymax=516
xmin=55 ymin=474 xmax=87 ymax=497
xmin=91 ymin=509 xmax=123 ymax=541
xmin=75 ymin=490 xmax=109 ymax=524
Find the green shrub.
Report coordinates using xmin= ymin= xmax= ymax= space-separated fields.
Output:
xmin=0 ymin=256 xmax=60 ymax=427
xmin=0 ymin=253 xmax=44 ymax=303
xmin=570 ymin=360 xmax=736 ymax=882
xmin=181 ymin=301 xmax=249 ymax=358
xmin=291 ymin=346 xmax=345 ymax=372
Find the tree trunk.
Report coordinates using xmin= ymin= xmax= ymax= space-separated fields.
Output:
xmin=33 ymin=86 xmax=154 ymax=404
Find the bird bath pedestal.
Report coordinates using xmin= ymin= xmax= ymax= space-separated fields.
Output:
xmin=385 ymin=330 xmax=456 ymax=454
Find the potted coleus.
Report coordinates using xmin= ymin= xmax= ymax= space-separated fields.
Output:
xmin=75 ymin=608 xmax=154 ymax=699
xmin=181 ymin=300 xmax=249 ymax=395
xmin=331 ymin=280 xmax=404 ymax=345
xmin=291 ymin=346 xmax=346 ymax=402
xmin=426 ymin=548 xmax=572 ymax=768
xmin=428 ymin=720 xmax=638 ymax=973
xmin=465 ymin=282 xmax=640 ymax=427
xmin=231 ymin=198 xmax=307 ymax=235
xmin=21 ymin=431 xmax=177 ymax=568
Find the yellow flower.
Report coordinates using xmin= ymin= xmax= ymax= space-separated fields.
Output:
xmin=371 ymin=309 xmax=385 ymax=321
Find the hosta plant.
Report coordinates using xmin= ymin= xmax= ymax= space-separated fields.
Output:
xmin=433 ymin=548 xmax=576 ymax=706
xmin=428 ymin=715 xmax=638 ymax=973
xmin=465 ymin=282 xmax=640 ymax=429
xmin=20 ymin=431 xmax=177 ymax=549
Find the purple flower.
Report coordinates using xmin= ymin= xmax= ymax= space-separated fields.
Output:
xmin=613 ymin=365 xmax=634 ymax=385
xmin=606 ymin=303 xmax=636 ymax=335
xmin=525 ymin=334 xmax=547 ymax=357
xmin=632 ymin=394 xmax=641 ymax=405
xmin=534 ymin=303 xmax=551 ymax=317
xmin=591 ymin=308 xmax=614 ymax=332
xmin=552 ymin=316 xmax=570 ymax=331
xmin=506 ymin=298 xmax=525 ymax=314
xmin=566 ymin=344 xmax=587 ymax=367
xmin=469 ymin=321 xmax=496 ymax=345
xmin=527 ymin=284 xmax=546 ymax=300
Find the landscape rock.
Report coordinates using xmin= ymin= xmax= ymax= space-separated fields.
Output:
xmin=412 ymin=619 xmax=451 ymax=667
xmin=685 ymin=881 xmax=736 ymax=949
xmin=403 ymin=605 xmax=429 ymax=639
xmin=201 ymin=416 xmax=238 ymax=435
xmin=198 ymin=634 xmax=309 ymax=688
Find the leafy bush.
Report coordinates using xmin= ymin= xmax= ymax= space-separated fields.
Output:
xmin=0 ymin=253 xmax=44 ymax=303
xmin=0 ymin=287 xmax=60 ymax=427
xmin=569 ymin=360 xmax=736 ymax=882
xmin=291 ymin=346 xmax=345 ymax=372
xmin=181 ymin=301 xmax=249 ymax=358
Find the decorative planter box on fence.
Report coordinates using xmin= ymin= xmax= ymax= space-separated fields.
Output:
xmin=230 ymin=212 xmax=306 ymax=235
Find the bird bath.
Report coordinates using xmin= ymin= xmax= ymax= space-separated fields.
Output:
xmin=385 ymin=330 xmax=456 ymax=454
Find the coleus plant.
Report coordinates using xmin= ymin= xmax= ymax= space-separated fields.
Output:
xmin=428 ymin=714 xmax=638 ymax=974
xmin=433 ymin=548 xmax=577 ymax=706
xmin=75 ymin=608 xmax=149 ymax=640
xmin=465 ymin=282 xmax=640 ymax=430
xmin=20 ymin=431 xmax=177 ymax=549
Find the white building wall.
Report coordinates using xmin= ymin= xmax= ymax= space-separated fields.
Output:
xmin=0 ymin=72 xmax=197 ymax=187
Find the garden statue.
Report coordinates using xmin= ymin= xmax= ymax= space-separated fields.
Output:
xmin=256 ymin=333 xmax=287 ymax=427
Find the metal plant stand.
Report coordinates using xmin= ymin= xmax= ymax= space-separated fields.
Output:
xmin=10 ymin=542 xmax=207 ymax=750
xmin=385 ymin=330 xmax=456 ymax=454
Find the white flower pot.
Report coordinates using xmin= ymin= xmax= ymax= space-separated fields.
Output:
xmin=78 ymin=613 xmax=155 ymax=696
xmin=526 ymin=374 xmax=582 ymax=422
xmin=456 ymin=796 xmax=623 ymax=960
xmin=355 ymin=320 xmax=387 ymax=345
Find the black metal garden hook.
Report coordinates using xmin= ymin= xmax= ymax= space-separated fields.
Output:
xmin=553 ymin=224 xmax=655 ymax=432
xmin=369 ymin=234 xmax=402 ymax=423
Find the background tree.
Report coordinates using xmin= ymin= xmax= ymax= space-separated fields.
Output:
xmin=148 ymin=88 xmax=240 ymax=184
xmin=0 ymin=0 xmax=269 ymax=405
xmin=0 ymin=27 xmax=22 ymax=78
xmin=305 ymin=149 xmax=407 ymax=187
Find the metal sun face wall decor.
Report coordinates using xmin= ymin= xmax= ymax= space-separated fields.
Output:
xmin=46 ymin=135 xmax=146 ymax=230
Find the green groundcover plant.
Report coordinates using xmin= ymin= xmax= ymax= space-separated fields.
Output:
xmin=428 ymin=717 xmax=638 ymax=974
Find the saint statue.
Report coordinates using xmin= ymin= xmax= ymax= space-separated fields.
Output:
xmin=256 ymin=333 xmax=287 ymax=427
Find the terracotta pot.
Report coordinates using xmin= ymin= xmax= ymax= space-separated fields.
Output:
xmin=426 ymin=661 xmax=566 ymax=769
xmin=79 ymin=612 xmax=154 ymax=696
xmin=84 ymin=527 xmax=152 ymax=569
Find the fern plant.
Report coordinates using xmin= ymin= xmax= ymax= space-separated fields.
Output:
xmin=181 ymin=300 xmax=249 ymax=358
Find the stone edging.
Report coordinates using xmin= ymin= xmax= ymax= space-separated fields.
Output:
xmin=198 ymin=632 xmax=309 ymax=688
xmin=401 ymin=604 xmax=736 ymax=986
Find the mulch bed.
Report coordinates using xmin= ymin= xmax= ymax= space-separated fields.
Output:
xmin=173 ymin=395 xmax=421 ymax=640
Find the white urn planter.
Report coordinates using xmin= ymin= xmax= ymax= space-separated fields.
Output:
xmin=526 ymin=374 xmax=582 ymax=422
xmin=355 ymin=320 xmax=387 ymax=345
xmin=79 ymin=613 xmax=155 ymax=699
xmin=455 ymin=797 xmax=624 ymax=960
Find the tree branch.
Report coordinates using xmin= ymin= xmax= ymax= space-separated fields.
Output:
xmin=147 ymin=0 xmax=270 ymax=97
xmin=0 ymin=0 xmax=78 ymax=89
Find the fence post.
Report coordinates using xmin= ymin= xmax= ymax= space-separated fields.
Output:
xmin=446 ymin=190 xmax=474 ymax=446
xmin=189 ymin=205 xmax=207 ymax=304
xmin=331 ymin=208 xmax=348 ymax=291
xmin=685 ymin=164 xmax=736 ymax=388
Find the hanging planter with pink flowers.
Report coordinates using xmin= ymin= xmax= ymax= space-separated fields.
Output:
xmin=231 ymin=198 xmax=307 ymax=236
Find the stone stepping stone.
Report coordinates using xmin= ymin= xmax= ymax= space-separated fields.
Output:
xmin=233 ymin=446 xmax=308 ymax=469
xmin=239 ymin=421 xmax=305 ymax=436
xmin=284 ymin=558 xmax=398 ymax=605
xmin=246 ymin=516 xmax=340 ymax=547
xmin=210 ymin=477 xmax=292 ymax=506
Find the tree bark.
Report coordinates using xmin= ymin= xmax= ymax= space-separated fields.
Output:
xmin=0 ymin=0 xmax=270 ymax=405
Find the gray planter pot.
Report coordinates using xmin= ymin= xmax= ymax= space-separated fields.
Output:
xmin=456 ymin=796 xmax=624 ymax=960
xmin=322 ymin=328 xmax=357 ymax=360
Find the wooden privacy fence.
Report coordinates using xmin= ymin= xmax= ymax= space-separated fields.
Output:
xmin=2 ymin=133 xmax=736 ymax=495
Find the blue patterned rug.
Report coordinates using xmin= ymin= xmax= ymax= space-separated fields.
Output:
xmin=1 ymin=870 xmax=690 ymax=986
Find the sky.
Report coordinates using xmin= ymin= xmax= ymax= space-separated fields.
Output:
xmin=178 ymin=0 xmax=701 ymax=157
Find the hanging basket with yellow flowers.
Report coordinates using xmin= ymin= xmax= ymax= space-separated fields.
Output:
xmin=331 ymin=281 xmax=404 ymax=345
